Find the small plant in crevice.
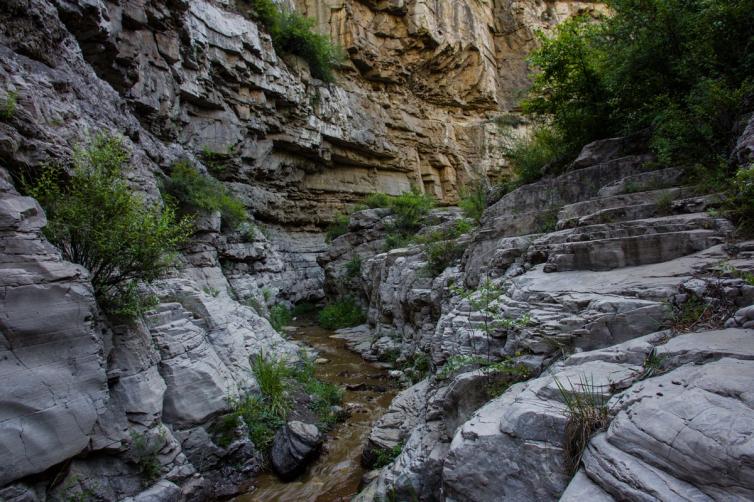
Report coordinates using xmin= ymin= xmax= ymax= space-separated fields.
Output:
xmin=130 ymin=428 xmax=165 ymax=484
xmin=397 ymin=352 xmax=431 ymax=384
xmin=326 ymin=212 xmax=350 ymax=242
xmin=345 ymin=254 xmax=362 ymax=279
xmin=200 ymin=145 xmax=234 ymax=177
xmin=372 ymin=442 xmax=404 ymax=468
xmin=25 ymin=133 xmax=193 ymax=318
xmin=268 ymin=304 xmax=293 ymax=333
xmin=1 ymin=90 xmax=17 ymax=120
xmin=417 ymin=219 xmax=474 ymax=277
xmin=203 ymin=286 xmax=220 ymax=297
xmin=318 ymin=296 xmax=366 ymax=329
xmin=654 ymin=192 xmax=675 ymax=216
xmin=458 ymin=180 xmax=488 ymax=223
xmin=553 ymin=374 xmax=610 ymax=476
xmin=639 ymin=349 xmax=665 ymax=380
xmin=162 ymin=160 xmax=247 ymax=230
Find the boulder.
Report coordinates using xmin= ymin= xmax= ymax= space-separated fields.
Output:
xmin=270 ymin=421 xmax=322 ymax=480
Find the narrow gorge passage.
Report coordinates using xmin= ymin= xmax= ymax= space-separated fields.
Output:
xmin=240 ymin=322 xmax=397 ymax=502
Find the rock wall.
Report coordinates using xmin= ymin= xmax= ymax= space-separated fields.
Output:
xmin=323 ymin=135 xmax=754 ymax=500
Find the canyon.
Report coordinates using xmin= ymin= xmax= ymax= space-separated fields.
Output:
xmin=1 ymin=0 xmax=753 ymax=501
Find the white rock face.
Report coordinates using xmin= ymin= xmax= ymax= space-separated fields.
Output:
xmin=0 ymin=169 xmax=108 ymax=485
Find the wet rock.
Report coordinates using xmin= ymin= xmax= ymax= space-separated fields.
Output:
xmin=270 ymin=421 xmax=322 ymax=480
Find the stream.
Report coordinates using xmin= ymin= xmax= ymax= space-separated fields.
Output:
xmin=236 ymin=322 xmax=397 ymax=502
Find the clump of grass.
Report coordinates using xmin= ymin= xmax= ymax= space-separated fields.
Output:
xmin=252 ymin=353 xmax=290 ymax=417
xmin=670 ymin=296 xmax=708 ymax=332
xmin=162 ymin=160 xmax=247 ymax=230
xmin=318 ymin=296 xmax=365 ymax=329
xmin=326 ymin=212 xmax=350 ymax=242
xmin=554 ymin=374 xmax=610 ymax=476
xmin=458 ymin=180 xmax=488 ymax=223
xmin=372 ymin=442 xmax=404 ymax=468
xmin=268 ymin=304 xmax=293 ymax=333
xmin=361 ymin=192 xmax=392 ymax=208
xmin=130 ymin=429 xmax=165 ymax=484
xmin=290 ymin=355 xmax=345 ymax=430
xmin=345 ymin=254 xmax=362 ymax=279
xmin=416 ymin=219 xmax=473 ymax=276
xmin=1 ymin=90 xmax=17 ymax=120
xmin=655 ymin=192 xmax=675 ymax=216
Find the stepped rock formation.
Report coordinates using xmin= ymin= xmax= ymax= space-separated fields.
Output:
xmin=1 ymin=0 xmax=753 ymax=500
xmin=323 ymin=137 xmax=754 ymax=501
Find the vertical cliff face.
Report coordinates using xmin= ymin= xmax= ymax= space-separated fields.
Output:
xmin=294 ymin=0 xmax=602 ymax=196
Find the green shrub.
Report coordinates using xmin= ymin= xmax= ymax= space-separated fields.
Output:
xmin=130 ymin=429 xmax=165 ymax=483
xmin=372 ymin=442 xmax=404 ymax=468
xmin=289 ymin=355 xmax=345 ymax=430
xmin=362 ymin=192 xmax=392 ymax=208
xmin=517 ymin=1 xmax=754 ymax=182
xmin=200 ymin=146 xmax=232 ymax=176
xmin=243 ymin=0 xmax=343 ymax=82
xmin=268 ymin=304 xmax=293 ymax=332
xmin=502 ymin=125 xmax=573 ymax=184
xmin=326 ymin=212 xmax=350 ymax=242
xmin=225 ymin=394 xmax=284 ymax=453
xmin=727 ymin=164 xmax=754 ymax=235
xmin=388 ymin=189 xmax=435 ymax=233
xmin=163 ymin=161 xmax=247 ymax=230
xmin=318 ymin=296 xmax=366 ymax=329
xmin=25 ymin=134 xmax=193 ymax=317
xmin=1 ymin=90 xmax=17 ymax=120
xmin=458 ymin=181 xmax=488 ymax=223
xmin=252 ymin=353 xmax=290 ymax=417
xmin=345 ymin=254 xmax=362 ymax=278
xmin=416 ymin=219 xmax=473 ymax=276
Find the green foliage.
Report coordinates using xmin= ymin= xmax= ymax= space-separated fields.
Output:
xmin=727 ymin=164 xmax=754 ymax=235
xmin=224 ymin=394 xmax=284 ymax=453
xmin=655 ymin=192 xmax=675 ymax=216
xmin=534 ymin=208 xmax=560 ymax=233
xmin=200 ymin=146 xmax=232 ymax=176
xmin=387 ymin=189 xmax=435 ymax=234
xmin=25 ymin=134 xmax=193 ymax=317
xmin=1 ymin=90 xmax=17 ymax=120
xmin=268 ymin=304 xmax=293 ymax=333
xmin=501 ymin=124 xmax=573 ymax=184
xmin=516 ymin=1 xmax=754 ymax=182
xmin=361 ymin=192 xmax=392 ymax=208
xmin=243 ymin=0 xmax=343 ymax=82
xmin=130 ymin=429 xmax=165 ymax=483
xmin=345 ymin=254 xmax=362 ymax=279
xmin=416 ymin=219 xmax=475 ymax=276
xmin=163 ymin=161 xmax=247 ymax=230
xmin=326 ymin=212 xmax=350 ymax=242
xmin=436 ymin=354 xmax=529 ymax=383
xmin=397 ymin=352 xmax=431 ymax=384
xmin=318 ymin=296 xmax=366 ymax=329
xmin=290 ymin=355 xmax=345 ymax=430
xmin=292 ymin=301 xmax=318 ymax=317
xmin=372 ymin=442 xmax=404 ymax=468
xmin=252 ymin=353 xmax=290 ymax=418
xmin=554 ymin=375 xmax=610 ymax=475
xmin=458 ymin=181 xmax=488 ymax=223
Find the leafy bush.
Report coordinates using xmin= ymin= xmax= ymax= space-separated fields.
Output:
xmin=388 ymin=189 xmax=435 ymax=234
xmin=243 ymin=0 xmax=342 ymax=82
xmin=268 ymin=304 xmax=293 ymax=332
xmin=372 ymin=442 xmax=404 ymax=468
xmin=1 ymin=90 xmax=17 ymax=120
xmin=318 ymin=296 xmax=366 ymax=329
xmin=163 ymin=161 xmax=247 ymax=230
xmin=458 ymin=181 xmax=488 ymax=223
xmin=26 ymin=134 xmax=193 ymax=317
xmin=417 ymin=219 xmax=473 ymax=276
xmin=727 ymin=164 xmax=754 ymax=235
xmin=224 ymin=394 xmax=284 ymax=453
xmin=326 ymin=212 xmax=350 ymax=242
xmin=345 ymin=254 xmax=362 ymax=279
xmin=515 ymin=1 xmax=754 ymax=182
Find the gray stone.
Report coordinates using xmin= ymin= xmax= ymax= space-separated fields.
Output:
xmin=271 ymin=421 xmax=322 ymax=480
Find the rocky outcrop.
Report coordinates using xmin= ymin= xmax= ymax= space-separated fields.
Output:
xmin=324 ymin=134 xmax=754 ymax=500
xmin=270 ymin=421 xmax=323 ymax=479
xmin=0 ymin=167 xmax=107 ymax=486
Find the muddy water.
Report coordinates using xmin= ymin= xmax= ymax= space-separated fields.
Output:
xmin=236 ymin=323 xmax=396 ymax=502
